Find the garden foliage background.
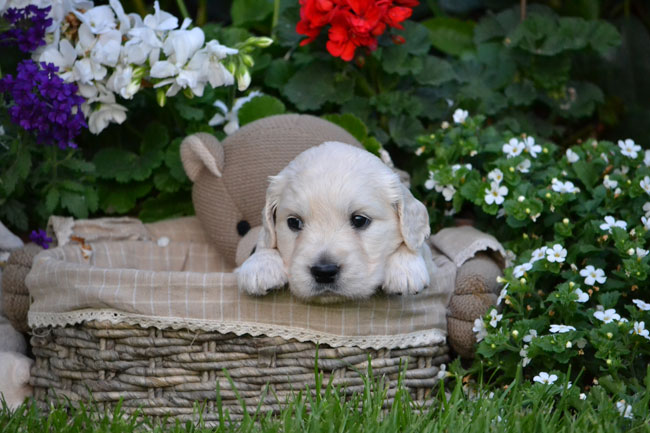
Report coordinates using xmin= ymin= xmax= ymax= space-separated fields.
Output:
xmin=1 ymin=0 xmax=650 ymax=420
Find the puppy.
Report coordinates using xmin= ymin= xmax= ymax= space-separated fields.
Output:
xmin=236 ymin=141 xmax=432 ymax=302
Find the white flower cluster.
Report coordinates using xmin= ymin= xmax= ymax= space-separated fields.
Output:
xmin=424 ymin=171 xmax=456 ymax=201
xmin=2 ymin=0 xmax=268 ymax=134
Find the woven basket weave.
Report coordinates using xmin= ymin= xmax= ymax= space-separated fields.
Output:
xmin=30 ymin=320 xmax=449 ymax=424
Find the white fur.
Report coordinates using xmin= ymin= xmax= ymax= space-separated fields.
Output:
xmin=237 ymin=141 xmax=432 ymax=302
xmin=0 ymin=351 xmax=33 ymax=409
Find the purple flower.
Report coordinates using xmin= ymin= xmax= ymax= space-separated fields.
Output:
xmin=0 ymin=5 xmax=52 ymax=53
xmin=29 ymin=229 xmax=53 ymax=249
xmin=0 ymin=60 xmax=87 ymax=149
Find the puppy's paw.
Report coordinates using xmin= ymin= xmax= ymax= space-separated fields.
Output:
xmin=383 ymin=246 xmax=430 ymax=296
xmin=236 ymin=248 xmax=288 ymax=296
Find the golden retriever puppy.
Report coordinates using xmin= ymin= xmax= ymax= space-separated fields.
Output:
xmin=236 ymin=141 xmax=433 ymax=302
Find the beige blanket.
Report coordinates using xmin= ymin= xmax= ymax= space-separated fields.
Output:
xmin=27 ymin=217 xmax=503 ymax=349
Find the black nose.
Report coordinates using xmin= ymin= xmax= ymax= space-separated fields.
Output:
xmin=310 ymin=262 xmax=340 ymax=284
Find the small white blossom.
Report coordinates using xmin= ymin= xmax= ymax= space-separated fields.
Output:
xmin=645 ymin=150 xmax=650 ymax=167
xmin=472 ymin=318 xmax=488 ymax=342
xmin=516 ymin=158 xmax=531 ymax=173
xmin=488 ymin=309 xmax=502 ymax=328
xmin=523 ymin=329 xmax=538 ymax=343
xmin=574 ymin=288 xmax=589 ymax=303
xmin=636 ymin=247 xmax=649 ymax=258
xmin=441 ymin=185 xmax=456 ymax=202
xmin=593 ymin=308 xmax=621 ymax=324
xmin=487 ymin=168 xmax=504 ymax=184
xmin=209 ymin=91 xmax=262 ymax=135
xmin=496 ymin=285 xmax=508 ymax=306
xmin=641 ymin=176 xmax=650 ymax=195
xmin=533 ymin=372 xmax=558 ymax=385
xmin=551 ymin=178 xmax=579 ymax=193
xmin=579 ymin=265 xmax=606 ymax=286
xmin=550 ymin=324 xmax=576 ymax=333
xmin=616 ymin=400 xmax=633 ymax=419
xmin=599 ymin=215 xmax=627 ymax=232
xmin=630 ymin=321 xmax=650 ymax=339
xmin=513 ymin=262 xmax=532 ymax=278
xmin=632 ymin=299 xmax=650 ymax=311
xmin=520 ymin=345 xmax=531 ymax=367
xmin=523 ymin=136 xmax=542 ymax=158
xmin=643 ymin=202 xmax=650 ymax=217
xmin=530 ymin=246 xmax=548 ymax=263
xmin=642 ymin=216 xmax=650 ymax=230
xmin=580 ymin=393 xmax=587 ymax=400
xmin=424 ymin=171 xmax=437 ymax=190
xmin=603 ymin=175 xmax=618 ymax=190
xmin=566 ymin=148 xmax=579 ymax=163
xmin=504 ymin=250 xmax=516 ymax=268
xmin=453 ymin=108 xmax=468 ymax=124
xmin=618 ymin=139 xmax=641 ymax=159
xmin=546 ymin=244 xmax=567 ymax=263
xmin=502 ymin=138 xmax=525 ymax=158
xmin=484 ymin=182 xmax=508 ymax=205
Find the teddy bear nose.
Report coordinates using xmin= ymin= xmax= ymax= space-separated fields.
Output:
xmin=310 ymin=262 xmax=340 ymax=284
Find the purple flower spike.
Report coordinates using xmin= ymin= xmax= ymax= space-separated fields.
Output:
xmin=0 ymin=60 xmax=87 ymax=149
xmin=29 ymin=229 xmax=53 ymax=249
xmin=0 ymin=5 xmax=53 ymax=53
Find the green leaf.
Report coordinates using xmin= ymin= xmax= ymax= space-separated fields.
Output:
xmin=505 ymin=81 xmax=537 ymax=106
xmin=0 ymin=199 xmax=27 ymax=231
xmin=422 ymin=17 xmax=475 ymax=56
xmin=165 ymin=138 xmax=189 ymax=183
xmin=141 ymin=122 xmax=169 ymax=154
xmin=231 ymin=0 xmax=273 ymax=26
xmin=381 ymin=47 xmax=423 ymax=76
xmin=175 ymin=102 xmax=205 ymax=121
xmin=363 ymin=137 xmax=382 ymax=156
xmin=415 ymin=56 xmax=457 ymax=86
xmin=1 ymin=144 xmax=31 ymax=196
xmin=388 ymin=116 xmax=425 ymax=149
xmin=45 ymin=188 xmax=60 ymax=213
xmin=93 ymin=148 xmax=140 ymax=182
xmin=61 ymin=158 xmax=95 ymax=174
xmin=238 ymin=95 xmax=286 ymax=127
xmin=275 ymin=5 xmax=303 ymax=47
xmin=572 ymin=159 xmax=600 ymax=190
xmin=283 ymin=62 xmax=354 ymax=111
xmin=139 ymin=192 xmax=195 ymax=223
xmin=153 ymin=170 xmax=184 ymax=193
xmin=264 ymin=59 xmax=295 ymax=90
xmin=323 ymin=113 xmax=368 ymax=144
xmin=60 ymin=190 xmax=89 ymax=219
xmin=98 ymin=182 xmax=152 ymax=214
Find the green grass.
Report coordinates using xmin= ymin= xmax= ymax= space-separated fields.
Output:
xmin=2 ymin=370 xmax=649 ymax=433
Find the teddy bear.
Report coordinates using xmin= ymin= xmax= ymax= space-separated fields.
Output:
xmin=0 ymin=221 xmax=34 ymax=409
xmin=180 ymin=113 xmax=504 ymax=358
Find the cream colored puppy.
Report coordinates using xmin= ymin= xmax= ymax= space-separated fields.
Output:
xmin=236 ymin=141 xmax=433 ymax=302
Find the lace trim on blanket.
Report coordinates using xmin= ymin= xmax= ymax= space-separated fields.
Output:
xmin=28 ymin=309 xmax=447 ymax=350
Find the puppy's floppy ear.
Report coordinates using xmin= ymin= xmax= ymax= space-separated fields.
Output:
xmin=258 ymin=173 xmax=286 ymax=249
xmin=396 ymin=183 xmax=431 ymax=252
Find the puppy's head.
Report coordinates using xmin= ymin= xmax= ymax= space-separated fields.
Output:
xmin=258 ymin=141 xmax=430 ymax=302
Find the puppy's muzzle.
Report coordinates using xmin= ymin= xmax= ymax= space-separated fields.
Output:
xmin=310 ymin=261 xmax=340 ymax=285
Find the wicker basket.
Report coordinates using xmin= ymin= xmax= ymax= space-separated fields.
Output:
xmin=30 ymin=321 xmax=449 ymax=424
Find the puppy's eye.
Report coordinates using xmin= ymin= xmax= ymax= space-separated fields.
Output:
xmin=287 ymin=216 xmax=304 ymax=232
xmin=351 ymin=214 xmax=371 ymax=230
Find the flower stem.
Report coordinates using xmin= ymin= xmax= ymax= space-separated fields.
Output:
xmin=175 ymin=0 xmax=190 ymax=20
xmin=196 ymin=0 xmax=207 ymax=26
xmin=271 ymin=0 xmax=281 ymax=37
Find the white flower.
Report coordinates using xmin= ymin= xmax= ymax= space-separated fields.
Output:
xmin=642 ymin=216 xmax=650 ymax=230
xmin=504 ymin=250 xmax=516 ymax=268
xmin=632 ymin=299 xmax=650 ymax=311
xmin=533 ymin=372 xmax=558 ymax=385
xmin=451 ymin=163 xmax=472 ymax=174
xmin=603 ymin=175 xmax=618 ymax=190
xmin=90 ymin=29 xmax=122 ymax=67
xmin=520 ymin=345 xmax=531 ymax=367
xmin=143 ymin=0 xmax=179 ymax=32
xmin=616 ymin=400 xmax=633 ymax=419
xmin=643 ymin=202 xmax=650 ymax=217
xmin=516 ymin=159 xmax=531 ymax=173
xmin=599 ymin=215 xmax=627 ymax=232
xmin=574 ymin=288 xmax=589 ymax=303
xmin=38 ymin=39 xmax=77 ymax=82
xmin=488 ymin=309 xmax=502 ymax=328
xmin=200 ymin=40 xmax=237 ymax=88
xmin=566 ymin=148 xmax=579 ymax=163
xmin=124 ymin=26 xmax=164 ymax=66
xmin=580 ymin=393 xmax=587 ymax=400
xmin=472 ymin=318 xmax=487 ymax=342
xmin=453 ymin=108 xmax=468 ymax=124
xmin=631 ymin=321 xmax=650 ymax=339
xmin=208 ymin=91 xmax=262 ymax=135
xmin=441 ymin=185 xmax=456 ymax=202
xmin=640 ymin=176 xmax=650 ymax=195
xmin=106 ymin=64 xmax=140 ymax=99
xmin=551 ymin=178 xmax=579 ymax=193
xmin=162 ymin=26 xmax=205 ymax=66
xmin=645 ymin=150 xmax=650 ymax=167
xmin=73 ymin=5 xmax=117 ymax=34
xmin=484 ymin=182 xmax=508 ymax=205
xmin=549 ymin=324 xmax=576 ymax=333
xmin=546 ymin=244 xmax=567 ymax=263
xmin=488 ymin=168 xmax=504 ymax=184
xmin=618 ymin=139 xmax=641 ymax=159
xmin=523 ymin=329 xmax=537 ymax=343
xmin=424 ymin=171 xmax=437 ymax=190
xmin=530 ymin=246 xmax=548 ymax=263
xmin=636 ymin=247 xmax=649 ymax=258
xmin=513 ymin=262 xmax=532 ymax=278
xmin=579 ymin=265 xmax=606 ymax=286
xmin=502 ymin=138 xmax=524 ymax=158
xmin=523 ymin=136 xmax=542 ymax=158
xmin=496 ymin=285 xmax=508 ymax=306
xmin=593 ymin=308 xmax=620 ymax=324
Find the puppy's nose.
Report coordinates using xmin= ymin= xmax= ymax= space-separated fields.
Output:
xmin=310 ymin=262 xmax=340 ymax=284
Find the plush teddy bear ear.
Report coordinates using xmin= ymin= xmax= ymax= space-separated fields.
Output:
xmin=180 ymin=133 xmax=225 ymax=181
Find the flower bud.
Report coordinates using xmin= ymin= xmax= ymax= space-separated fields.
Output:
xmin=519 ymin=278 xmax=526 ymax=284
xmin=518 ymin=196 xmax=525 ymax=202
xmin=543 ymin=147 xmax=548 ymax=154
xmin=628 ymin=248 xmax=635 ymax=256
xmin=156 ymin=88 xmax=167 ymax=107
xmin=566 ymin=341 xmax=572 ymax=348
xmin=606 ymin=359 xmax=612 ymax=366
xmin=241 ymin=54 xmax=255 ymax=68
xmin=569 ymin=282 xmax=575 ymax=288
xmin=236 ymin=69 xmax=251 ymax=91
xmin=512 ymin=330 xmax=519 ymax=338
xmin=253 ymin=36 xmax=273 ymax=48
xmin=525 ymin=208 xmax=531 ymax=214
xmin=606 ymin=332 xmax=613 ymax=339
xmin=563 ymin=218 xmax=569 ymax=225
xmin=441 ymin=121 xmax=449 ymax=129
xmin=509 ymin=167 xmax=515 ymax=172
xmin=545 ymin=192 xmax=551 ymax=199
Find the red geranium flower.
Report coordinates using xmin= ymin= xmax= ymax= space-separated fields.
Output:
xmin=296 ymin=0 xmax=418 ymax=61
